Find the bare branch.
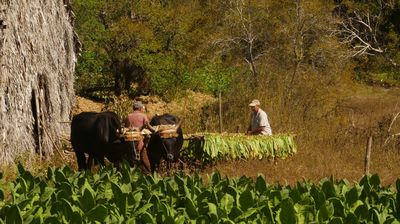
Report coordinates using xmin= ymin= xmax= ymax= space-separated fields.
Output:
xmin=383 ymin=108 xmax=400 ymax=146
xmin=212 ymin=0 xmax=266 ymax=82
xmin=334 ymin=9 xmax=384 ymax=58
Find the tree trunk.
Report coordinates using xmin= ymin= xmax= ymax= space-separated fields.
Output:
xmin=0 ymin=0 xmax=76 ymax=164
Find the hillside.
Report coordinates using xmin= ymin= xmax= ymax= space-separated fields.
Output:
xmin=69 ymin=85 xmax=400 ymax=185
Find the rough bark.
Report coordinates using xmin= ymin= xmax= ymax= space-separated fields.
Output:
xmin=0 ymin=0 xmax=76 ymax=163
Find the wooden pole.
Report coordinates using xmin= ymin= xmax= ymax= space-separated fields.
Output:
xmin=33 ymin=88 xmax=42 ymax=159
xmin=364 ymin=136 xmax=373 ymax=175
xmin=219 ymin=92 xmax=222 ymax=133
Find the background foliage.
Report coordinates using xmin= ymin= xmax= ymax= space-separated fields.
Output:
xmin=72 ymin=0 xmax=400 ymax=156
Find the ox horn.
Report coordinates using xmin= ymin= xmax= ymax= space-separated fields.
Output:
xmin=174 ymin=120 xmax=182 ymax=130
xmin=146 ymin=123 xmax=157 ymax=133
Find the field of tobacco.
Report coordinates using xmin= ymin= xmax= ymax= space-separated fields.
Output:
xmin=1 ymin=163 xmax=400 ymax=223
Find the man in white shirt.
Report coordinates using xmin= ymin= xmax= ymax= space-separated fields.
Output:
xmin=247 ymin=99 xmax=272 ymax=135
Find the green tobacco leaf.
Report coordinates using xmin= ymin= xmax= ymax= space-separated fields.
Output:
xmin=166 ymin=181 xmax=178 ymax=199
xmin=198 ymin=190 xmax=211 ymax=203
xmin=280 ymin=188 xmax=290 ymax=200
xmin=175 ymin=174 xmax=186 ymax=191
xmin=174 ymin=215 xmax=185 ymax=224
xmin=310 ymin=186 xmax=325 ymax=209
xmin=40 ymin=187 xmax=55 ymax=203
xmin=55 ymin=189 xmax=70 ymax=202
xmin=120 ymin=183 xmax=132 ymax=194
xmin=140 ymin=212 xmax=156 ymax=224
xmin=111 ymin=182 xmax=127 ymax=216
xmin=345 ymin=212 xmax=358 ymax=224
xmin=220 ymin=218 xmax=235 ymax=224
xmin=328 ymin=217 xmax=343 ymax=224
xmin=225 ymin=186 xmax=238 ymax=206
xmin=15 ymin=178 xmax=27 ymax=195
xmin=328 ymin=197 xmax=344 ymax=217
xmin=208 ymin=202 xmax=219 ymax=223
xmin=47 ymin=167 xmax=55 ymax=181
xmin=87 ymin=205 xmax=108 ymax=222
xmin=260 ymin=204 xmax=275 ymax=223
xmin=279 ymin=198 xmax=297 ymax=224
xmin=359 ymin=175 xmax=369 ymax=187
xmin=17 ymin=163 xmax=25 ymax=176
xmin=290 ymin=188 xmax=302 ymax=204
xmin=195 ymin=215 xmax=209 ymax=223
xmin=60 ymin=198 xmax=75 ymax=221
xmin=70 ymin=210 xmax=83 ymax=224
xmin=236 ymin=208 xmax=258 ymax=221
xmin=255 ymin=175 xmax=267 ymax=194
xmin=185 ymin=197 xmax=198 ymax=219
xmin=80 ymin=188 xmax=96 ymax=212
xmin=370 ymin=174 xmax=380 ymax=188
xmin=136 ymin=203 xmax=153 ymax=215
xmin=220 ymin=194 xmax=234 ymax=214
xmin=354 ymin=204 xmax=369 ymax=221
xmin=295 ymin=204 xmax=315 ymax=224
xmin=126 ymin=217 xmax=136 ymax=224
xmin=345 ymin=187 xmax=359 ymax=206
xmin=211 ymin=172 xmax=221 ymax=186
xmin=322 ymin=180 xmax=336 ymax=199
xmin=58 ymin=182 xmax=73 ymax=196
xmin=239 ymin=188 xmax=254 ymax=211
xmin=6 ymin=205 xmax=22 ymax=224
xmin=228 ymin=206 xmax=243 ymax=220
xmin=396 ymin=178 xmax=400 ymax=193
xmin=54 ymin=169 xmax=67 ymax=183
xmin=318 ymin=201 xmax=334 ymax=222
xmin=163 ymin=216 xmax=175 ymax=224
xmin=44 ymin=217 xmax=59 ymax=223
xmin=131 ymin=191 xmax=143 ymax=210
xmin=383 ymin=217 xmax=400 ymax=224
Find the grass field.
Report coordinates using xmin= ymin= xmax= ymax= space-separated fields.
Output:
xmin=2 ymin=86 xmax=400 ymax=187
xmin=205 ymin=86 xmax=400 ymax=186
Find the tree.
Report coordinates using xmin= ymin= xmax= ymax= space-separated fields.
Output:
xmin=73 ymin=0 xmax=236 ymax=98
xmin=333 ymin=0 xmax=400 ymax=83
xmin=212 ymin=0 xmax=270 ymax=86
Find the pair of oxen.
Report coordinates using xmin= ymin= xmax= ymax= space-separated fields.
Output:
xmin=70 ymin=112 xmax=183 ymax=173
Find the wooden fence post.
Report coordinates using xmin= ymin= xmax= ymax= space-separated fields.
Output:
xmin=219 ymin=92 xmax=222 ymax=133
xmin=364 ymin=136 xmax=373 ymax=175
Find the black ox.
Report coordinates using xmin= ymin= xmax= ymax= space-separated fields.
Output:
xmin=70 ymin=111 xmax=136 ymax=170
xmin=147 ymin=114 xmax=184 ymax=173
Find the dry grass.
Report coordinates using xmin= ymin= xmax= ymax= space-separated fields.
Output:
xmin=73 ymin=96 xmax=105 ymax=114
xmin=0 ymin=149 xmax=77 ymax=182
xmin=203 ymin=85 xmax=400 ymax=186
xmin=204 ymin=141 xmax=400 ymax=186
xmin=4 ymin=86 xmax=400 ymax=188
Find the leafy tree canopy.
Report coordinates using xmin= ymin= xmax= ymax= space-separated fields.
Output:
xmin=72 ymin=0 xmax=400 ymax=100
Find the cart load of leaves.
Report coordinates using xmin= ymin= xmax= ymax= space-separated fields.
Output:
xmin=183 ymin=133 xmax=296 ymax=162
